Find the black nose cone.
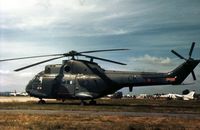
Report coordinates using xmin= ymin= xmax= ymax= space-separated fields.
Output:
xmin=26 ymin=80 xmax=33 ymax=94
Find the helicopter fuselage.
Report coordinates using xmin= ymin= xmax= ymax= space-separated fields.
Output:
xmin=25 ymin=59 xmax=183 ymax=100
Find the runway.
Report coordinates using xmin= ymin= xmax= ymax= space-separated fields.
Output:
xmin=0 ymin=109 xmax=200 ymax=119
xmin=0 ymin=96 xmax=54 ymax=102
xmin=0 ymin=96 xmax=200 ymax=118
xmin=1 ymin=97 xmax=200 ymax=129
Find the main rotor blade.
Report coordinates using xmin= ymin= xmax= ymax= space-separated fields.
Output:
xmin=81 ymin=54 xmax=126 ymax=65
xmin=191 ymin=71 xmax=196 ymax=80
xmin=189 ymin=42 xmax=195 ymax=58
xmin=0 ymin=49 xmax=129 ymax=62
xmin=14 ymin=56 xmax=64 ymax=71
xmin=80 ymin=49 xmax=129 ymax=54
xmin=171 ymin=50 xmax=187 ymax=60
xmin=0 ymin=54 xmax=63 ymax=62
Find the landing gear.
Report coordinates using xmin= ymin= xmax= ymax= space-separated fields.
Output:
xmin=62 ymin=99 xmax=65 ymax=102
xmin=89 ymin=100 xmax=96 ymax=105
xmin=80 ymin=100 xmax=87 ymax=106
xmin=80 ymin=100 xmax=97 ymax=106
xmin=38 ymin=99 xmax=46 ymax=104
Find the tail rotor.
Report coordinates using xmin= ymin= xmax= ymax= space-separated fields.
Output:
xmin=171 ymin=42 xmax=198 ymax=80
xmin=189 ymin=42 xmax=195 ymax=58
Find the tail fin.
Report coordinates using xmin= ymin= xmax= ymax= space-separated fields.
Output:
xmin=170 ymin=60 xmax=200 ymax=84
xmin=169 ymin=42 xmax=200 ymax=84
xmin=186 ymin=91 xmax=195 ymax=97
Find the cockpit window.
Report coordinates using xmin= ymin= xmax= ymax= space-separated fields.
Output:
xmin=45 ymin=67 xmax=51 ymax=74
xmin=64 ymin=66 xmax=71 ymax=72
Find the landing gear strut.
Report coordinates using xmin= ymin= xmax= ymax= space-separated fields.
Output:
xmin=80 ymin=100 xmax=97 ymax=106
xmin=38 ymin=99 xmax=46 ymax=104
xmin=89 ymin=100 xmax=96 ymax=105
xmin=80 ymin=100 xmax=87 ymax=106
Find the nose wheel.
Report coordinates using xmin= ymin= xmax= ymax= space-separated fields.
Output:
xmin=38 ymin=99 xmax=46 ymax=104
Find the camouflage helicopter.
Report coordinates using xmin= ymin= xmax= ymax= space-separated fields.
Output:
xmin=0 ymin=42 xmax=199 ymax=105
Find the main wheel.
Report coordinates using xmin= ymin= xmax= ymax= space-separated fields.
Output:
xmin=38 ymin=99 xmax=46 ymax=104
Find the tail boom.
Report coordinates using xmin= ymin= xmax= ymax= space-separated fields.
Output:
xmin=106 ymin=59 xmax=199 ymax=88
xmin=169 ymin=59 xmax=200 ymax=85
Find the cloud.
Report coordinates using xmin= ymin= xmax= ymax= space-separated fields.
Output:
xmin=129 ymin=54 xmax=172 ymax=66
xmin=1 ymin=0 xmax=200 ymax=39
xmin=124 ymin=54 xmax=180 ymax=73
xmin=0 ymin=70 xmax=33 ymax=77
xmin=0 ymin=69 xmax=34 ymax=91
xmin=0 ymin=1 xmax=157 ymax=37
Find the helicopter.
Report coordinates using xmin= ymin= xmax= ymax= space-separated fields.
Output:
xmin=0 ymin=42 xmax=199 ymax=105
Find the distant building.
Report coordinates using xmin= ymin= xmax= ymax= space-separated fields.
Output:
xmin=0 ymin=92 xmax=10 ymax=96
xmin=136 ymin=94 xmax=147 ymax=99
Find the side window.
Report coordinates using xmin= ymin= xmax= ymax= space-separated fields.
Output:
xmin=66 ymin=80 xmax=73 ymax=85
xmin=64 ymin=66 xmax=71 ymax=72
xmin=45 ymin=67 xmax=51 ymax=74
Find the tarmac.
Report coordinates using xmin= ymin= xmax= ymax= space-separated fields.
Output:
xmin=0 ymin=96 xmax=200 ymax=119
xmin=0 ymin=109 xmax=199 ymax=119
xmin=0 ymin=96 xmax=54 ymax=102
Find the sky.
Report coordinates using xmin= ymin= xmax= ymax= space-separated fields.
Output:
xmin=0 ymin=0 xmax=200 ymax=95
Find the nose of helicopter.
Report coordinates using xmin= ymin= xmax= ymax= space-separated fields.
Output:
xmin=25 ymin=80 xmax=33 ymax=94
xmin=25 ymin=71 xmax=44 ymax=97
